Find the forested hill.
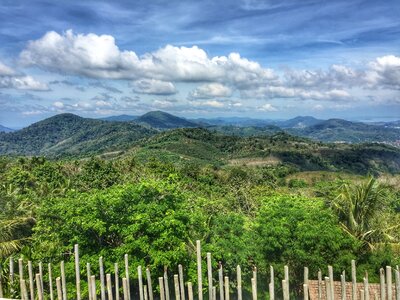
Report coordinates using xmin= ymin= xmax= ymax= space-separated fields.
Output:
xmin=0 ymin=113 xmax=156 ymax=157
xmin=132 ymin=128 xmax=400 ymax=174
xmin=0 ymin=124 xmax=14 ymax=133
xmin=135 ymin=110 xmax=199 ymax=129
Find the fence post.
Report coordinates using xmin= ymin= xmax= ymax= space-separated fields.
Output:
xmin=196 ymin=240 xmax=203 ymax=300
xmin=18 ymin=258 xmax=24 ymax=299
xmin=207 ymin=253 xmax=212 ymax=300
xmin=341 ymin=271 xmax=346 ymax=300
xmin=237 ymin=265 xmax=242 ymax=300
xmin=87 ymin=263 xmax=92 ymax=300
xmin=328 ymin=266 xmax=334 ymax=300
xmin=0 ymin=263 xmax=3 ymax=298
xmin=123 ymin=278 xmax=129 ymax=300
xmin=352 ymin=260 xmax=357 ymax=300
xmin=219 ymin=263 xmax=224 ymax=300
xmin=395 ymin=267 xmax=400 ymax=300
xmin=36 ymin=273 xmax=43 ymax=300
xmin=325 ymin=277 xmax=331 ymax=300
xmin=174 ymin=275 xmax=181 ymax=300
xmin=387 ymin=266 xmax=392 ymax=300
xmin=146 ymin=268 xmax=154 ymax=300
xmin=106 ymin=274 xmax=113 ymax=300
xmin=115 ymin=263 xmax=120 ymax=300
xmin=124 ymin=254 xmax=130 ymax=300
xmin=48 ymin=263 xmax=54 ymax=300
xmin=56 ymin=277 xmax=62 ymax=300
xmin=164 ymin=267 xmax=170 ymax=300
xmin=188 ymin=282 xmax=193 ymax=300
xmin=178 ymin=265 xmax=185 ymax=300
xmin=75 ymin=244 xmax=81 ymax=300
xmin=303 ymin=283 xmax=309 ymax=300
xmin=9 ymin=257 xmax=14 ymax=295
xmin=138 ymin=266 xmax=144 ymax=300
xmin=379 ymin=268 xmax=385 ymax=300
xmin=224 ymin=276 xmax=229 ymax=300
xmin=28 ymin=260 xmax=34 ymax=300
xmin=269 ymin=266 xmax=275 ymax=300
xmin=251 ymin=277 xmax=257 ymax=300
xmin=317 ymin=270 xmax=322 ymax=300
xmin=61 ymin=261 xmax=67 ymax=300
xmin=363 ymin=274 xmax=369 ymax=300
xmin=159 ymin=277 xmax=165 ymax=300
xmin=39 ymin=262 xmax=44 ymax=295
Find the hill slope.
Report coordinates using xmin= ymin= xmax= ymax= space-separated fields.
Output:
xmin=290 ymin=119 xmax=400 ymax=143
xmin=135 ymin=111 xmax=200 ymax=129
xmin=0 ymin=113 xmax=156 ymax=157
xmin=0 ymin=125 xmax=14 ymax=133
xmin=131 ymin=128 xmax=400 ymax=174
xmin=100 ymin=114 xmax=138 ymax=122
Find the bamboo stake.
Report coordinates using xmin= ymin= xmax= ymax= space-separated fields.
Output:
xmin=270 ymin=266 xmax=275 ymax=300
xmin=48 ymin=263 xmax=54 ymax=300
xmin=207 ymin=253 xmax=212 ymax=300
xmin=304 ymin=267 xmax=308 ymax=300
xmin=99 ymin=257 xmax=106 ymax=300
xmin=253 ymin=266 xmax=257 ymax=298
xmin=360 ymin=290 xmax=365 ymax=300
xmin=124 ymin=254 xmax=130 ymax=300
xmin=188 ymin=282 xmax=193 ymax=300
xmin=218 ymin=263 xmax=224 ymax=300
xmin=395 ymin=267 xmax=400 ymax=300
xmin=341 ymin=271 xmax=346 ymax=300
xmin=36 ymin=273 xmax=43 ymax=300
xmin=387 ymin=266 xmax=392 ymax=300
xmin=174 ymin=275 xmax=181 ymax=300
xmin=91 ymin=275 xmax=97 ymax=300
xmin=61 ymin=261 xmax=67 ymax=300
xmin=364 ymin=275 xmax=369 ymax=300
xmin=352 ymin=260 xmax=357 ymax=300
xmin=115 ymin=263 xmax=120 ymax=300
xmin=379 ymin=268 xmax=385 ymax=300
xmin=28 ymin=260 xmax=34 ymax=300
xmin=87 ymin=263 xmax=93 ymax=300
xmin=317 ymin=270 xmax=322 ymax=300
xmin=107 ymin=274 xmax=113 ymax=300
xmin=75 ymin=244 xmax=81 ymax=300
xmin=138 ymin=266 xmax=144 ymax=300
xmin=178 ymin=265 xmax=185 ymax=300
xmin=237 ymin=265 xmax=242 ymax=300
xmin=123 ymin=278 xmax=129 ymax=300
xmin=18 ymin=258 xmax=24 ymax=299
xmin=224 ymin=276 xmax=229 ymax=300
xmin=325 ymin=277 xmax=331 ymax=300
xmin=328 ymin=266 xmax=334 ymax=300
xmin=212 ymin=286 xmax=216 ymax=300
xmin=251 ymin=277 xmax=257 ymax=300
xmin=39 ymin=262 xmax=44 ymax=294
xmin=56 ymin=277 xmax=62 ymax=300
xmin=164 ymin=268 xmax=170 ymax=300
xmin=146 ymin=268 xmax=153 ymax=300
xmin=282 ymin=280 xmax=289 ymax=300
xmin=284 ymin=266 xmax=289 ymax=300
xmin=0 ymin=263 xmax=3 ymax=298
xmin=21 ymin=279 xmax=29 ymax=300
xmin=9 ymin=257 xmax=14 ymax=295
xmin=159 ymin=277 xmax=165 ymax=300
xmin=303 ymin=283 xmax=309 ymax=300
xmin=144 ymin=284 xmax=148 ymax=300
xmin=196 ymin=240 xmax=203 ymax=300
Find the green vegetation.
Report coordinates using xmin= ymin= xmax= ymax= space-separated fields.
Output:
xmin=0 ymin=113 xmax=400 ymax=298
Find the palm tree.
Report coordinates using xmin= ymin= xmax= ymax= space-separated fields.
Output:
xmin=331 ymin=176 xmax=399 ymax=250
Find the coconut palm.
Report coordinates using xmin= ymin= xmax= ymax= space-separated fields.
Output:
xmin=331 ymin=176 xmax=399 ymax=249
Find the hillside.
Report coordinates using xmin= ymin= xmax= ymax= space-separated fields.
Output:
xmin=100 ymin=114 xmax=138 ymax=122
xmin=290 ymin=119 xmax=400 ymax=143
xmin=135 ymin=111 xmax=199 ymax=129
xmin=277 ymin=116 xmax=323 ymax=128
xmin=0 ymin=113 xmax=156 ymax=157
xmin=0 ymin=124 xmax=14 ymax=133
xmin=131 ymin=128 xmax=400 ymax=174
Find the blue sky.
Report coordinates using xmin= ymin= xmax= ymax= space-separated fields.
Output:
xmin=0 ymin=0 xmax=399 ymax=127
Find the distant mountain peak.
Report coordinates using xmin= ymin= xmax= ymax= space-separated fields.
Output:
xmin=136 ymin=110 xmax=199 ymax=129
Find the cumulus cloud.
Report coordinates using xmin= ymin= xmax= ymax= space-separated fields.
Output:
xmin=189 ymin=83 xmax=232 ymax=99
xmin=258 ymin=103 xmax=278 ymax=112
xmin=366 ymin=55 xmax=400 ymax=89
xmin=19 ymin=30 xmax=278 ymax=89
xmin=131 ymin=79 xmax=177 ymax=95
xmin=0 ymin=60 xmax=49 ymax=91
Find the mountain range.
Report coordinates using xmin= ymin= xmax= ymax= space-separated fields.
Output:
xmin=0 ymin=111 xmax=399 ymax=165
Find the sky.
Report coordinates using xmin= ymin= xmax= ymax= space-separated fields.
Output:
xmin=0 ymin=0 xmax=399 ymax=128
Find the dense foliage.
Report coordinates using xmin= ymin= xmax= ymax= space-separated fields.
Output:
xmin=0 ymin=154 xmax=399 ymax=298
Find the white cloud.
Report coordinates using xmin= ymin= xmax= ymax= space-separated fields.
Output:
xmin=19 ymin=30 xmax=278 ymax=89
xmin=258 ymin=103 xmax=278 ymax=112
xmin=189 ymin=83 xmax=232 ymax=99
xmin=132 ymin=79 xmax=177 ymax=95
xmin=367 ymin=55 xmax=400 ymax=89
xmin=0 ymin=60 xmax=49 ymax=91
xmin=53 ymin=101 xmax=64 ymax=108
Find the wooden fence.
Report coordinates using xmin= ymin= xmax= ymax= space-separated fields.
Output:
xmin=0 ymin=241 xmax=400 ymax=300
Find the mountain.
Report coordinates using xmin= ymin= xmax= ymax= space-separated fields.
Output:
xmin=100 ymin=114 xmax=138 ymax=122
xmin=207 ymin=125 xmax=283 ymax=136
xmin=0 ymin=125 xmax=15 ymax=133
xmin=193 ymin=117 xmax=275 ymax=127
xmin=289 ymin=118 xmax=400 ymax=143
xmin=0 ymin=113 xmax=156 ymax=157
xmin=135 ymin=111 xmax=199 ymax=129
xmin=131 ymin=128 xmax=400 ymax=174
xmin=277 ymin=116 xmax=324 ymax=128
